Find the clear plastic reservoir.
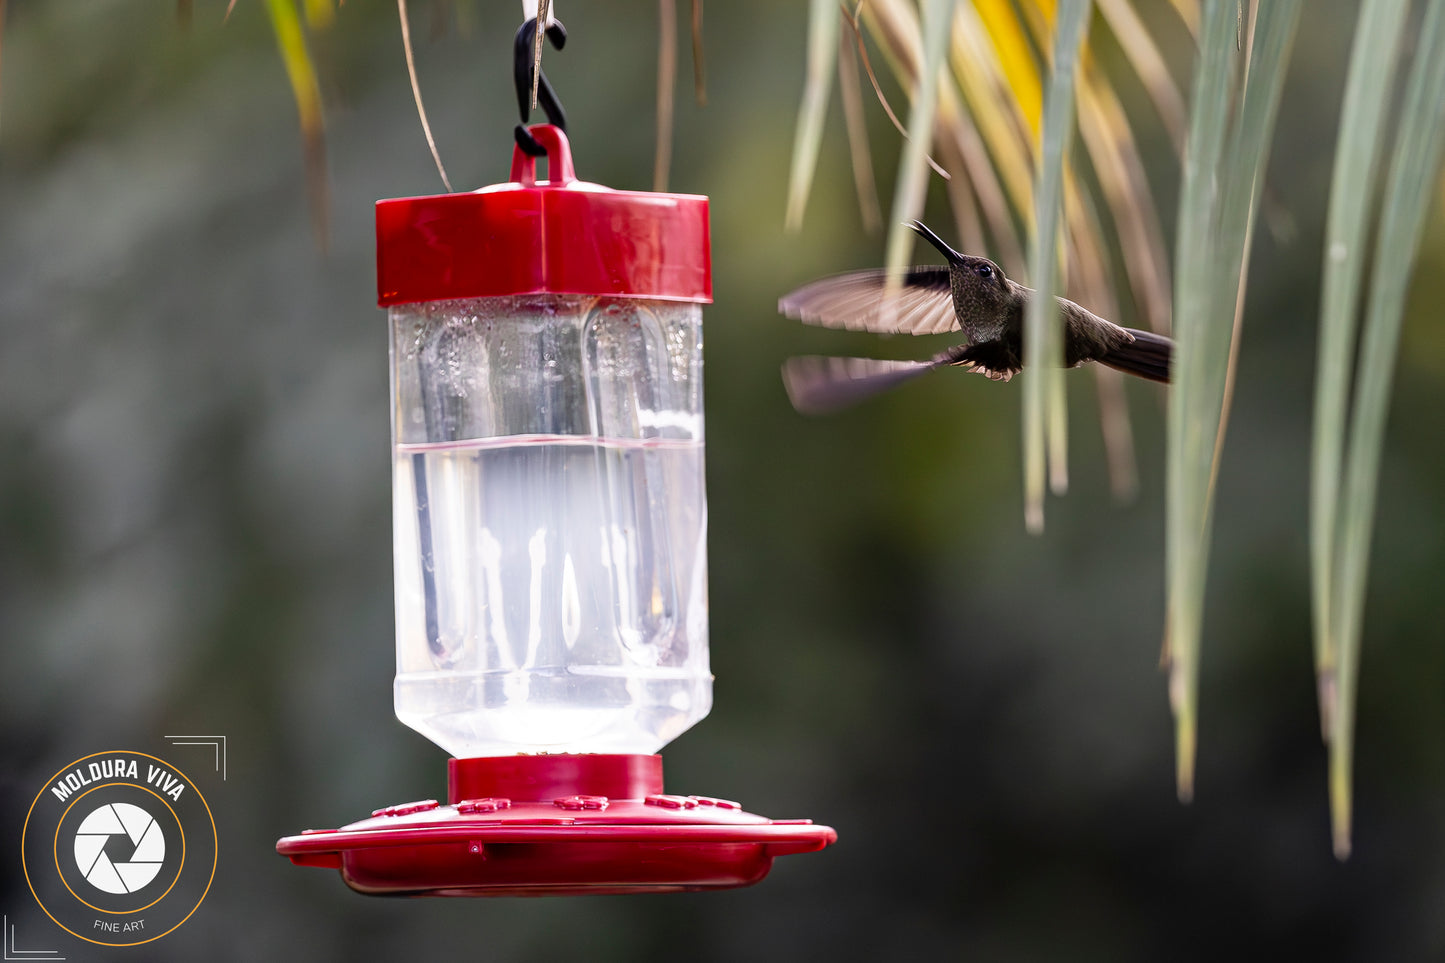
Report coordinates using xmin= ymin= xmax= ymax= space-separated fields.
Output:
xmin=389 ymin=294 xmax=711 ymax=757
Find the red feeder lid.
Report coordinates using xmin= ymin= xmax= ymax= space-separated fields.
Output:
xmin=376 ymin=125 xmax=711 ymax=306
xmin=276 ymin=754 xmax=836 ymax=897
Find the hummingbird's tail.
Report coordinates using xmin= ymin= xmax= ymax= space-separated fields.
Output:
xmin=1100 ymin=327 xmax=1173 ymax=384
xmin=781 ymin=355 xmax=937 ymax=414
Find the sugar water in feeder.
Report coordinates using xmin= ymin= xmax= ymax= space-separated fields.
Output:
xmin=391 ymin=294 xmax=711 ymax=756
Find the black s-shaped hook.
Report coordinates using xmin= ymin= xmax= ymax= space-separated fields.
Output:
xmin=513 ymin=17 xmax=568 ymax=157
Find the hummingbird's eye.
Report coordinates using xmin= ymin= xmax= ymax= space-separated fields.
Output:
xmin=975 ymin=264 xmax=994 ymax=279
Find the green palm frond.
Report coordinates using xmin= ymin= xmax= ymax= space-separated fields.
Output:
xmin=1310 ymin=0 xmax=1409 ymax=747
xmin=263 ymin=0 xmax=329 ymax=249
xmin=882 ymin=0 xmax=957 ymax=298
xmin=1322 ymin=0 xmax=1445 ymax=861
xmin=783 ymin=0 xmax=1445 ymax=854
xmin=1022 ymin=0 xmax=1090 ymax=533
xmin=785 ymin=0 xmax=842 ymax=231
xmin=1168 ymin=0 xmax=1300 ymax=801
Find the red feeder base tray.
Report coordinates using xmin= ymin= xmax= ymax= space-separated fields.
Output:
xmin=276 ymin=754 xmax=836 ymax=897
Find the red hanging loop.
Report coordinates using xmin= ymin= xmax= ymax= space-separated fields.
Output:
xmin=508 ymin=124 xmax=577 ymax=186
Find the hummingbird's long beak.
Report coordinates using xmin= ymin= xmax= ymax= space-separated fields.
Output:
xmin=905 ymin=220 xmax=962 ymax=262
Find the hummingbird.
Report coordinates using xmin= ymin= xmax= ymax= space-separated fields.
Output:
xmin=779 ymin=220 xmax=1173 ymax=414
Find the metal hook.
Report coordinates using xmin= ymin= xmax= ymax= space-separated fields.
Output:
xmin=513 ymin=17 xmax=568 ymax=157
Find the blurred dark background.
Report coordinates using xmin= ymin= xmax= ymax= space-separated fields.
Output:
xmin=2 ymin=1 xmax=1444 ymax=960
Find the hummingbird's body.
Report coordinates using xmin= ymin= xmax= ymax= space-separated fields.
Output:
xmin=779 ymin=221 xmax=1172 ymax=413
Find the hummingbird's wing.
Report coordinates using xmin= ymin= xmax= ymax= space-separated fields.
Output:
xmin=781 ymin=349 xmax=1001 ymax=415
xmin=778 ymin=267 xmax=961 ymax=336
xmin=781 ymin=356 xmax=937 ymax=414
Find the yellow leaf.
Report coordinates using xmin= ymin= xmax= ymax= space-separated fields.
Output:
xmin=304 ymin=0 xmax=334 ymax=30
xmin=972 ymin=0 xmax=1042 ymax=135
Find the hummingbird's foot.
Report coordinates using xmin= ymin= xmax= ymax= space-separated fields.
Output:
xmin=944 ymin=358 xmax=1014 ymax=382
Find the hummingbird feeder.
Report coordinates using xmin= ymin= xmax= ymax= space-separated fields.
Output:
xmin=276 ymin=18 xmax=835 ymax=896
